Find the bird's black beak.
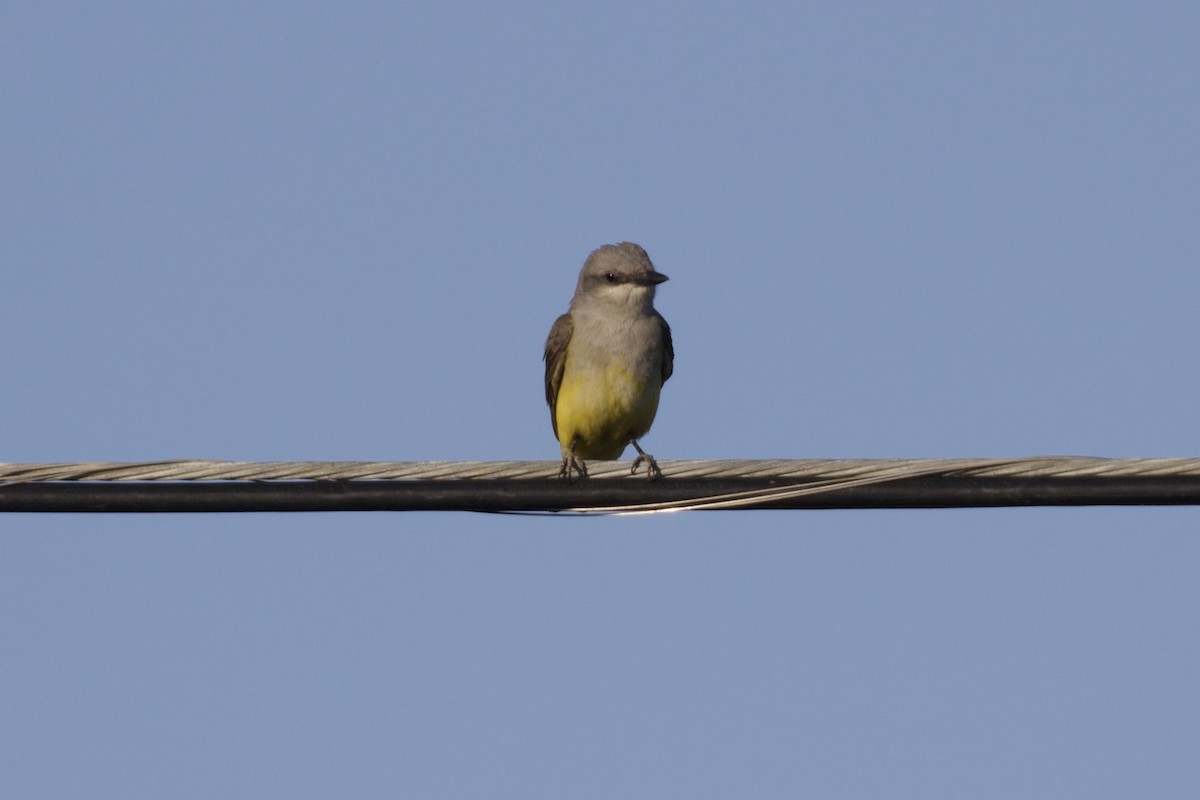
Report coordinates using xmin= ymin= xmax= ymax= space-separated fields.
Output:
xmin=639 ymin=272 xmax=669 ymax=286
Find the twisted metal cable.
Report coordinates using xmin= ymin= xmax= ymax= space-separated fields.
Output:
xmin=3 ymin=456 xmax=1200 ymax=484
xmin=3 ymin=457 xmax=1199 ymax=513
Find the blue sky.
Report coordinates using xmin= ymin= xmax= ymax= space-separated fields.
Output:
xmin=2 ymin=2 xmax=1198 ymax=796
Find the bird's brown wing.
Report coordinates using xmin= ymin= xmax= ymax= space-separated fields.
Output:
xmin=543 ymin=313 xmax=573 ymax=439
xmin=658 ymin=313 xmax=674 ymax=385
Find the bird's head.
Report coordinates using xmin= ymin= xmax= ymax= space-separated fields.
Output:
xmin=573 ymin=242 xmax=668 ymax=311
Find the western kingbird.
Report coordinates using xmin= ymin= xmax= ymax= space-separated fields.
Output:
xmin=543 ymin=242 xmax=673 ymax=480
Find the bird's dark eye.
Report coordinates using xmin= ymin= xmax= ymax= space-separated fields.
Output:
xmin=604 ymin=272 xmax=618 ymax=283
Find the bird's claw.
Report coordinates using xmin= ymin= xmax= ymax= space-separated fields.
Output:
xmin=630 ymin=452 xmax=663 ymax=481
xmin=558 ymin=455 xmax=588 ymax=482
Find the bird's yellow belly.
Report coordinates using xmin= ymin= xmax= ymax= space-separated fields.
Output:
xmin=555 ymin=361 xmax=661 ymax=460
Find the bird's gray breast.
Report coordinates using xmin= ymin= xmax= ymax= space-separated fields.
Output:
xmin=567 ymin=304 xmax=663 ymax=380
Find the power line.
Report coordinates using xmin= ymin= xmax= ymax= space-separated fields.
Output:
xmin=3 ymin=457 xmax=1200 ymax=513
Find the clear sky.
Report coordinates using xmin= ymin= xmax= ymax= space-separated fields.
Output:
xmin=3 ymin=2 xmax=1198 ymax=796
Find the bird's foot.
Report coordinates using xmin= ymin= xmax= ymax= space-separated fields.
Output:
xmin=629 ymin=440 xmax=663 ymax=481
xmin=558 ymin=455 xmax=588 ymax=482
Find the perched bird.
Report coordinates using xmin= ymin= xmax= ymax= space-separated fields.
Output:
xmin=543 ymin=242 xmax=673 ymax=480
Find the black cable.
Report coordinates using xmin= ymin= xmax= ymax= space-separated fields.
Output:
xmin=3 ymin=474 xmax=1200 ymax=513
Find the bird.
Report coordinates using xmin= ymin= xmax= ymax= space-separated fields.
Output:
xmin=543 ymin=242 xmax=673 ymax=480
